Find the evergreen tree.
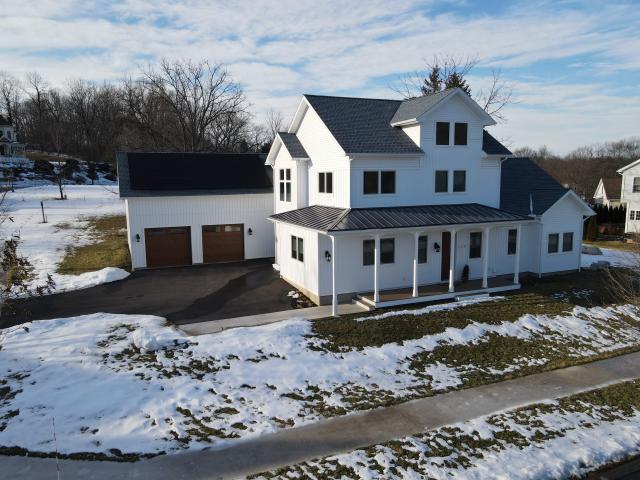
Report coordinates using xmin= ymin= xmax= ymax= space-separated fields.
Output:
xmin=444 ymin=71 xmax=471 ymax=95
xmin=420 ymin=66 xmax=442 ymax=95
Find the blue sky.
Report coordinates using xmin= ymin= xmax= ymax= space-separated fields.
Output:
xmin=3 ymin=0 xmax=640 ymax=153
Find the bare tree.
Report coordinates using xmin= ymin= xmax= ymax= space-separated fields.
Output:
xmin=138 ymin=59 xmax=248 ymax=152
xmin=394 ymin=54 xmax=515 ymax=122
xmin=605 ymin=242 xmax=640 ymax=305
xmin=0 ymin=72 xmax=22 ymax=126
xmin=265 ymin=108 xmax=284 ymax=140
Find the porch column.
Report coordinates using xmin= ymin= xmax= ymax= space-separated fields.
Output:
xmin=412 ymin=231 xmax=420 ymax=297
xmin=374 ymin=234 xmax=380 ymax=303
xmin=448 ymin=229 xmax=456 ymax=293
xmin=482 ymin=226 xmax=491 ymax=289
xmin=514 ymin=224 xmax=522 ymax=284
xmin=331 ymin=235 xmax=338 ymax=317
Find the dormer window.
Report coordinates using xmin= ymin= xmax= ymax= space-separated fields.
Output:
xmin=454 ymin=123 xmax=467 ymax=145
xmin=436 ymin=122 xmax=449 ymax=145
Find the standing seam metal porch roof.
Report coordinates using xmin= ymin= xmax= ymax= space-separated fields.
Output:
xmin=270 ymin=203 xmax=532 ymax=232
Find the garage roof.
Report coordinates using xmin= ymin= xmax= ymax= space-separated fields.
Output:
xmin=117 ymin=152 xmax=273 ymax=197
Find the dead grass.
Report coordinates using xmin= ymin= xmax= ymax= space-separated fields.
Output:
xmin=57 ymin=215 xmax=131 ymax=274
xmin=584 ymin=240 xmax=639 ymax=252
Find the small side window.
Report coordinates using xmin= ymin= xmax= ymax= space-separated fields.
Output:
xmin=633 ymin=177 xmax=640 ymax=193
xmin=363 ymin=239 xmax=374 ymax=266
xmin=507 ymin=229 xmax=517 ymax=255
xmin=380 ymin=238 xmax=395 ymax=264
xmin=562 ymin=232 xmax=574 ymax=252
xmin=548 ymin=233 xmax=559 ymax=254
xmin=418 ymin=235 xmax=428 ymax=264
xmin=469 ymin=232 xmax=482 ymax=259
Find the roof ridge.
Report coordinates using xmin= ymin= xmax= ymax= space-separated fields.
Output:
xmin=304 ymin=93 xmax=402 ymax=103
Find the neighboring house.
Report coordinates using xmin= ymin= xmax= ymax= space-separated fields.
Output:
xmin=593 ymin=177 xmax=622 ymax=207
xmin=0 ymin=115 xmax=26 ymax=158
xmin=117 ymin=152 xmax=274 ymax=269
xmin=618 ymin=159 xmax=640 ymax=235
xmin=266 ymin=88 xmax=594 ymax=313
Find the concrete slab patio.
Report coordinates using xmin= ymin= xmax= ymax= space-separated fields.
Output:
xmin=3 ymin=350 xmax=640 ymax=480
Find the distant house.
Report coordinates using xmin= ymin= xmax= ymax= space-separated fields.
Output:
xmin=0 ymin=115 xmax=26 ymax=158
xmin=117 ymin=152 xmax=274 ymax=269
xmin=618 ymin=159 xmax=640 ymax=234
xmin=593 ymin=177 xmax=622 ymax=207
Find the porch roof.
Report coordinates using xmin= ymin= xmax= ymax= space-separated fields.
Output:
xmin=270 ymin=203 xmax=532 ymax=232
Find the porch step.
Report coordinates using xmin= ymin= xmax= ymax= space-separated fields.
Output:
xmin=454 ymin=293 xmax=491 ymax=302
xmin=352 ymin=298 xmax=375 ymax=311
xmin=355 ymin=295 xmax=376 ymax=308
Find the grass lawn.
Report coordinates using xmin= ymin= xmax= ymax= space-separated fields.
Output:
xmin=584 ymin=240 xmax=639 ymax=252
xmin=57 ymin=215 xmax=131 ymax=274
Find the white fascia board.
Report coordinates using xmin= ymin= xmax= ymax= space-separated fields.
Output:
xmin=544 ymin=190 xmax=595 ymax=218
xmin=265 ymin=137 xmax=282 ymax=166
xmin=617 ymin=158 xmax=640 ymax=173
xmin=416 ymin=89 xmax=496 ymax=126
xmin=328 ymin=219 xmax=535 ymax=237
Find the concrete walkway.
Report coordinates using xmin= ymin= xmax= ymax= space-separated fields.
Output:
xmin=3 ymin=351 xmax=640 ymax=480
xmin=179 ymin=303 xmax=366 ymax=335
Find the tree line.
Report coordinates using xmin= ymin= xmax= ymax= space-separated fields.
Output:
xmin=0 ymin=59 xmax=283 ymax=165
xmin=514 ymin=138 xmax=640 ymax=201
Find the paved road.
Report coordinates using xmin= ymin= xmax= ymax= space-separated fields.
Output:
xmin=0 ymin=259 xmax=295 ymax=329
xmin=586 ymin=455 xmax=640 ymax=479
xmin=2 ymin=351 xmax=639 ymax=479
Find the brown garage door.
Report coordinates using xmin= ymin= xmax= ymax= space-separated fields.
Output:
xmin=144 ymin=226 xmax=192 ymax=268
xmin=202 ymin=224 xmax=244 ymax=263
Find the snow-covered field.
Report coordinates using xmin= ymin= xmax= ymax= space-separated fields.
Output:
xmin=2 ymin=185 xmax=128 ymax=293
xmin=0 ymin=299 xmax=638 ymax=458
xmin=256 ymin=380 xmax=640 ymax=479
xmin=581 ymin=246 xmax=639 ymax=268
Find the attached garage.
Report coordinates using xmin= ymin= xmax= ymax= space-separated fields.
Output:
xmin=202 ymin=224 xmax=244 ymax=263
xmin=145 ymin=226 xmax=192 ymax=268
xmin=118 ymin=152 xmax=274 ymax=270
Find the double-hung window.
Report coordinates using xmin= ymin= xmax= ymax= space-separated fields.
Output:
xmin=363 ymin=239 xmax=375 ymax=266
xmin=631 ymin=211 xmax=637 ymax=221
xmin=291 ymin=235 xmax=304 ymax=262
xmin=362 ymin=238 xmax=395 ymax=265
xmin=453 ymin=170 xmax=466 ymax=192
xmin=562 ymin=232 xmax=574 ymax=252
xmin=363 ymin=170 xmax=395 ymax=195
xmin=548 ymin=233 xmax=559 ymax=254
xmin=436 ymin=122 xmax=450 ymax=145
xmin=418 ymin=235 xmax=428 ymax=263
xmin=435 ymin=170 xmax=448 ymax=193
xmin=469 ymin=232 xmax=482 ymax=259
xmin=454 ymin=122 xmax=468 ymax=145
xmin=634 ymin=177 xmax=640 ymax=193
xmin=279 ymin=169 xmax=291 ymax=202
xmin=319 ymin=172 xmax=333 ymax=194
xmin=507 ymin=229 xmax=518 ymax=255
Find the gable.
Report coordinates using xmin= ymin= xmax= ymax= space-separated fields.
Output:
xmin=303 ymin=95 xmax=423 ymax=155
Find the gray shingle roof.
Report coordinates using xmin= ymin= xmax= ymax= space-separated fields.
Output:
xmin=390 ymin=89 xmax=455 ymax=125
xmin=278 ymin=132 xmax=309 ymax=158
xmin=500 ymin=157 xmax=567 ymax=216
xmin=482 ymin=130 xmax=512 ymax=155
xmin=270 ymin=203 xmax=530 ymax=232
xmin=303 ymin=95 xmax=423 ymax=155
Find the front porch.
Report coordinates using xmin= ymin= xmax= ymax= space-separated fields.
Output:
xmin=357 ymin=274 xmax=520 ymax=309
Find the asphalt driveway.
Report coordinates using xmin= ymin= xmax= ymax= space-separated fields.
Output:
xmin=0 ymin=259 xmax=298 ymax=329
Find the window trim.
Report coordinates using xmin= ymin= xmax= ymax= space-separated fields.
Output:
xmin=318 ymin=171 xmax=333 ymax=194
xmin=291 ymin=235 xmax=304 ymax=262
xmin=469 ymin=231 xmax=482 ymax=259
xmin=279 ymin=168 xmax=292 ymax=202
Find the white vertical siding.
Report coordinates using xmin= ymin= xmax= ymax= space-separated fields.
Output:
xmin=126 ymin=193 xmax=274 ymax=269
xmin=621 ymin=165 xmax=640 ymax=233
xmin=540 ymin=195 xmax=583 ymax=273
xmin=274 ymin=223 xmax=320 ymax=296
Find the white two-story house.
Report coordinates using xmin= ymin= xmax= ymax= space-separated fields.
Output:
xmin=266 ymin=88 xmax=594 ymax=314
xmin=618 ymin=159 xmax=640 ymax=234
xmin=0 ymin=115 xmax=25 ymax=158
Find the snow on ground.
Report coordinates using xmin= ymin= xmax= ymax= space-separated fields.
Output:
xmin=0 ymin=300 xmax=639 ymax=457
xmin=257 ymin=381 xmax=640 ymax=480
xmin=581 ymin=246 xmax=639 ymax=268
xmin=2 ymin=185 xmax=128 ymax=293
